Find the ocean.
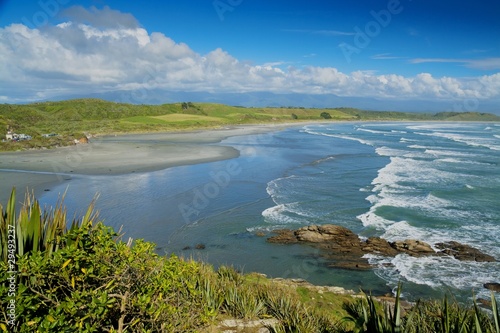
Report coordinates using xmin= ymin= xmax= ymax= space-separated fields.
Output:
xmin=39 ymin=122 xmax=500 ymax=302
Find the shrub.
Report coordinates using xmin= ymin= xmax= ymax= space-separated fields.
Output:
xmin=320 ymin=112 xmax=332 ymax=119
xmin=0 ymin=190 xmax=213 ymax=332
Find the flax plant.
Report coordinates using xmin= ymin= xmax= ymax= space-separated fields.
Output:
xmin=1 ymin=187 xmax=99 ymax=262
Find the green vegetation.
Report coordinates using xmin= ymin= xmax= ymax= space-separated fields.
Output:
xmin=343 ymin=287 xmax=499 ymax=333
xmin=1 ymin=99 xmax=499 ymax=151
xmin=1 ymin=189 xmax=499 ymax=332
xmin=321 ymin=112 xmax=332 ymax=119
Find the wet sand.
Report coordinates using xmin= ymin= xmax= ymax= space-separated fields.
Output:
xmin=0 ymin=124 xmax=290 ymax=204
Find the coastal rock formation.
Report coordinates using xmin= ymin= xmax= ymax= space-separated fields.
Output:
xmin=267 ymin=224 xmax=496 ymax=270
xmin=391 ymin=240 xmax=435 ymax=256
xmin=484 ymin=283 xmax=500 ymax=292
xmin=295 ymin=225 xmax=359 ymax=244
xmin=362 ymin=237 xmax=398 ymax=256
xmin=435 ymin=241 xmax=496 ymax=262
xmin=267 ymin=229 xmax=298 ymax=244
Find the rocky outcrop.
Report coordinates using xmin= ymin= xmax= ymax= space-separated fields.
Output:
xmin=391 ymin=240 xmax=435 ymax=257
xmin=295 ymin=225 xmax=360 ymax=244
xmin=484 ymin=283 xmax=500 ymax=292
xmin=362 ymin=237 xmax=398 ymax=256
xmin=267 ymin=224 xmax=496 ymax=271
xmin=435 ymin=241 xmax=496 ymax=262
xmin=267 ymin=229 xmax=298 ymax=244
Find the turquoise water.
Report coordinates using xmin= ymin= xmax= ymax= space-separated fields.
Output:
xmin=39 ymin=122 xmax=500 ymax=301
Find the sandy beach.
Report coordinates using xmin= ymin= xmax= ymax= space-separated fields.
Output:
xmin=0 ymin=124 xmax=290 ymax=204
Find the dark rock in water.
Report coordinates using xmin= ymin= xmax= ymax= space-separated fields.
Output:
xmin=295 ymin=225 xmax=359 ymax=245
xmin=478 ymin=298 xmax=492 ymax=307
xmin=267 ymin=229 xmax=298 ymax=244
xmin=435 ymin=241 xmax=496 ymax=262
xmin=484 ymin=282 xmax=500 ymax=292
xmin=390 ymin=239 xmax=435 ymax=257
xmin=195 ymin=243 xmax=206 ymax=250
xmin=363 ymin=237 xmax=399 ymax=256
xmin=328 ymin=259 xmax=372 ymax=271
xmin=267 ymin=224 xmax=496 ymax=271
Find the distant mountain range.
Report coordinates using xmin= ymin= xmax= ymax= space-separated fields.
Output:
xmin=38 ymin=90 xmax=500 ymax=115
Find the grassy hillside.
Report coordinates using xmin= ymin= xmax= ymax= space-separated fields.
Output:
xmin=1 ymin=99 xmax=499 ymax=151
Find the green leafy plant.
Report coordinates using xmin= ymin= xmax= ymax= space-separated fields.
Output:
xmin=1 ymin=188 xmax=99 ymax=262
xmin=342 ymin=283 xmax=403 ymax=333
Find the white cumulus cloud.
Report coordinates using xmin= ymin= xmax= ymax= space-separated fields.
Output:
xmin=0 ymin=6 xmax=499 ymax=105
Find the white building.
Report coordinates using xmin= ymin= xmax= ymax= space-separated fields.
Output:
xmin=5 ymin=130 xmax=32 ymax=141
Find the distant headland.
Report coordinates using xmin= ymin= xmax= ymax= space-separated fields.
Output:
xmin=1 ymin=99 xmax=499 ymax=151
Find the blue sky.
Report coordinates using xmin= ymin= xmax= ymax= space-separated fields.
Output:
xmin=1 ymin=0 xmax=499 ymax=111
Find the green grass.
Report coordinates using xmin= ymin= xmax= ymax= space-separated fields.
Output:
xmin=1 ymin=99 xmax=499 ymax=151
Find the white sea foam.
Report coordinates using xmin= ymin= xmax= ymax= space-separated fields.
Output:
xmin=437 ymin=157 xmax=489 ymax=165
xmin=400 ymin=138 xmax=417 ymax=143
xmin=266 ymin=175 xmax=296 ymax=198
xmin=408 ymin=144 xmax=430 ymax=149
xmin=356 ymin=128 xmax=388 ymax=134
xmin=303 ymin=128 xmax=373 ymax=146
xmin=262 ymin=200 xmax=321 ymax=225
xmin=246 ymin=225 xmax=282 ymax=233
xmin=407 ymin=123 xmax=477 ymax=131
xmin=304 ymin=123 xmax=499 ymax=298
xmin=374 ymin=254 xmax=500 ymax=300
xmin=262 ymin=203 xmax=301 ymax=225
xmin=423 ymin=149 xmax=478 ymax=157
xmin=356 ymin=151 xmax=480 ymax=231
xmin=357 ymin=211 xmax=394 ymax=229
xmin=375 ymin=146 xmax=409 ymax=157
xmin=372 ymin=156 xmax=461 ymax=189
xmin=455 ymin=225 xmax=498 ymax=255
xmin=377 ymin=146 xmax=428 ymax=159
xmin=380 ymin=221 xmax=450 ymax=245
xmin=422 ymin=131 xmax=500 ymax=151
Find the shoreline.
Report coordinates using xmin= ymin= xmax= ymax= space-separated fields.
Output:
xmin=0 ymin=123 xmax=302 ymax=204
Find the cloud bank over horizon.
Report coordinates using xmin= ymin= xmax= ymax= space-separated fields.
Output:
xmin=1 ymin=6 xmax=499 ymax=111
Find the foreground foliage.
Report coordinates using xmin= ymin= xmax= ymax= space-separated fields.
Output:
xmin=343 ymin=287 xmax=499 ymax=333
xmin=1 ymin=189 xmax=498 ymax=332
